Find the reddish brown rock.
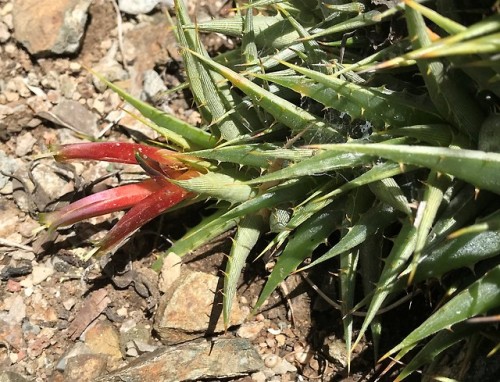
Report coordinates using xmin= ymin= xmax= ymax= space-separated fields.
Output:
xmin=12 ymin=0 xmax=91 ymax=56
xmin=63 ymin=353 xmax=108 ymax=382
xmin=83 ymin=319 xmax=123 ymax=366
xmin=154 ymin=270 xmax=247 ymax=345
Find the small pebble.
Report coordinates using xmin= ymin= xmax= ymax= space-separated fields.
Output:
xmin=69 ymin=62 xmax=82 ymax=73
xmin=275 ymin=334 xmax=286 ymax=347
xmin=268 ymin=327 xmax=281 ymax=335
xmin=31 ymin=265 xmax=55 ymax=285
xmin=251 ymin=371 xmax=267 ymax=382
xmin=236 ymin=321 xmax=265 ymax=340
xmin=265 ymin=338 xmax=276 ymax=348
xmin=6 ymin=279 xmax=22 ymax=293
xmin=15 ymin=132 xmax=37 ymax=156
xmin=9 ymin=352 xmax=19 ymax=363
xmin=272 ymin=358 xmax=297 ymax=375
xmin=116 ymin=307 xmax=128 ymax=317
xmin=264 ymin=354 xmax=280 ymax=368
xmin=63 ymin=298 xmax=76 ymax=311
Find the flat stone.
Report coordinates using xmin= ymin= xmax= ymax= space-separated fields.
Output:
xmin=83 ymin=320 xmax=123 ymax=365
xmin=15 ymin=132 xmax=37 ymax=156
xmin=0 ymin=371 xmax=30 ymax=382
xmin=41 ymin=99 xmax=99 ymax=137
xmin=6 ymin=295 xmax=26 ymax=324
xmin=95 ymin=338 xmax=263 ymax=382
xmin=30 ymin=162 xmax=74 ymax=210
xmin=30 ymin=264 xmax=55 ymax=285
xmin=0 ymin=150 xmax=20 ymax=189
xmin=142 ymin=70 xmax=167 ymax=101
xmin=237 ymin=321 xmax=266 ymax=340
xmin=13 ymin=0 xmax=91 ymax=56
xmin=64 ymin=354 xmax=108 ymax=382
xmin=56 ymin=342 xmax=93 ymax=371
xmin=154 ymin=270 xmax=247 ymax=345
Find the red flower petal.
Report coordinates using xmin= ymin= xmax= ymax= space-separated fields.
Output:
xmin=54 ymin=142 xmax=182 ymax=168
xmin=95 ymin=182 xmax=190 ymax=255
xmin=39 ymin=178 xmax=166 ymax=230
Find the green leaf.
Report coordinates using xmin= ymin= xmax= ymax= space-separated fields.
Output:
xmin=172 ymin=172 xmax=256 ymax=202
xmin=246 ymin=151 xmax=370 ymax=184
xmin=191 ymin=144 xmax=315 ymax=169
xmin=299 ymin=203 xmax=398 ymax=271
xmin=308 ymin=143 xmax=500 ymax=195
xmin=253 ymin=199 xmax=346 ymax=313
xmin=186 ymin=49 xmax=343 ymax=140
xmin=223 ymin=213 xmax=264 ymax=328
xmin=413 ymin=231 xmax=500 ymax=283
xmin=267 ymin=161 xmax=414 ymax=251
xmin=405 ymin=6 xmax=485 ymax=141
xmin=259 ymin=62 xmax=441 ymax=129
xmin=354 ymin=222 xmax=417 ymax=351
xmin=368 ymin=177 xmax=412 ymax=216
xmin=396 ymin=322 xmax=474 ymax=381
xmin=384 ymin=264 xmax=500 ymax=359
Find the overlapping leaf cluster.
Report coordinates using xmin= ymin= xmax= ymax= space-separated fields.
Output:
xmin=49 ymin=0 xmax=500 ymax=379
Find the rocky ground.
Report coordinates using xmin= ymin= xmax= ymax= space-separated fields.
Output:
xmin=0 ymin=1 xmax=390 ymax=381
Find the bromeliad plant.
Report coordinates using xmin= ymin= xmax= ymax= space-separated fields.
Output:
xmin=42 ymin=0 xmax=500 ymax=380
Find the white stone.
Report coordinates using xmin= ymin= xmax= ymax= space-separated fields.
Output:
xmin=118 ymin=0 xmax=161 ymax=15
xmin=31 ymin=265 xmax=55 ymax=285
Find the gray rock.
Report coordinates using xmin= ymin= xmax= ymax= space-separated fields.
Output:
xmin=15 ymin=132 xmax=37 ymax=156
xmin=143 ymin=70 xmax=167 ymax=101
xmin=119 ymin=320 xmax=155 ymax=356
xmin=91 ymin=42 xmax=129 ymax=93
xmin=0 ymin=371 xmax=29 ymax=382
xmin=13 ymin=0 xmax=91 ymax=56
xmin=0 ymin=150 xmax=20 ymax=189
xmin=95 ymin=338 xmax=263 ymax=382
xmin=31 ymin=161 xmax=74 ymax=209
xmin=39 ymin=99 xmax=98 ymax=138
xmin=56 ymin=341 xmax=93 ymax=371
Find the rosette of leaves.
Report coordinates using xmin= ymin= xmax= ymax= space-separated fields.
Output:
xmin=48 ymin=0 xmax=500 ymax=379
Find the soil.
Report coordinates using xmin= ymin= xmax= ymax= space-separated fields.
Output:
xmin=1 ymin=1 xmax=496 ymax=382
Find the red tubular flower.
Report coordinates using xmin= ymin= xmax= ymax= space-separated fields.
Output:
xmin=95 ymin=177 xmax=191 ymax=256
xmin=42 ymin=142 xmax=200 ymax=257
xmin=39 ymin=178 xmax=167 ymax=230
xmin=54 ymin=142 xmax=188 ymax=178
